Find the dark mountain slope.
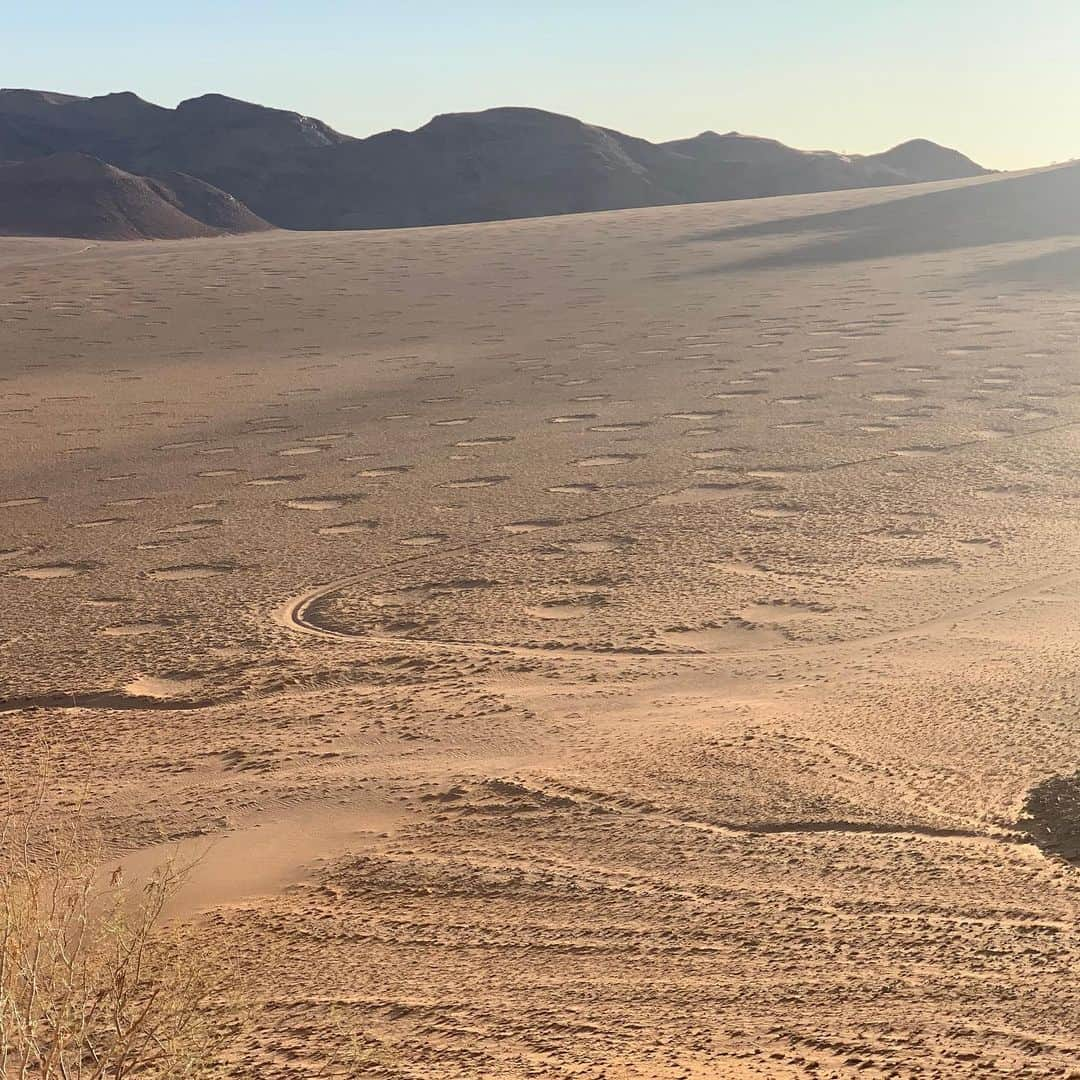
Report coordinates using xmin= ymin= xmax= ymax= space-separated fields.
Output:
xmin=862 ymin=138 xmax=988 ymax=182
xmin=277 ymin=107 xmax=710 ymax=229
xmin=0 ymin=153 xmax=271 ymax=239
xmin=0 ymin=89 xmax=990 ymax=232
xmin=662 ymin=131 xmax=987 ymax=198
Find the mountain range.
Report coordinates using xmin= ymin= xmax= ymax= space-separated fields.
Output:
xmin=0 ymin=88 xmax=990 ymax=239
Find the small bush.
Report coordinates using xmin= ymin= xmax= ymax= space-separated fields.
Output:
xmin=1 ymin=753 xmax=235 ymax=1078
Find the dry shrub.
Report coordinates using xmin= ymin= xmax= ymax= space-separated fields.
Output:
xmin=0 ymin=749 xmax=237 ymax=1078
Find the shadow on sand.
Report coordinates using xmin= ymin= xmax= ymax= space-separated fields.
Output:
xmin=685 ymin=162 xmax=1080 ymax=274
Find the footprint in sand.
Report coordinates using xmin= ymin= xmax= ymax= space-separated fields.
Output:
xmin=574 ymin=454 xmax=640 ymax=467
xmin=285 ymin=496 xmax=352 ymax=512
xmin=1 ymin=497 xmax=47 ymax=508
xmin=891 ymin=446 xmax=944 ymax=457
xmin=745 ymin=467 xmax=804 ymax=479
xmin=245 ymin=475 xmax=302 ymax=486
xmin=455 ymin=436 xmax=515 ymax=447
xmin=689 ymin=448 xmax=737 ymax=460
xmin=526 ymin=595 xmax=606 ymax=620
xmin=71 ymin=517 xmax=126 ymax=528
xmin=398 ymin=534 xmax=448 ymax=547
xmin=300 ymin=433 xmax=350 ymax=444
xmin=145 ymin=564 xmax=238 ymax=581
xmin=357 ymin=466 xmax=412 ymax=477
xmin=155 ymin=440 xmax=205 ymax=452
xmin=739 ymin=600 xmax=829 ymax=622
xmin=123 ymin=675 xmax=203 ymax=700
xmin=12 ymin=563 xmax=94 ymax=579
xmin=660 ymin=620 xmax=787 ymax=651
xmin=444 ymin=476 xmax=509 ymax=489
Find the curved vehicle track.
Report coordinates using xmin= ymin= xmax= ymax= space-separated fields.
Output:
xmin=276 ymin=554 xmax=1075 ymax=662
xmin=275 ymin=418 xmax=1080 ymax=658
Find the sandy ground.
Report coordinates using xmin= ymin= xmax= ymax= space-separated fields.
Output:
xmin=3 ymin=170 xmax=1080 ymax=1077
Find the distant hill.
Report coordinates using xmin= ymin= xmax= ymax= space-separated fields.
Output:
xmin=861 ymin=138 xmax=988 ymax=181
xmin=0 ymin=88 xmax=990 ymax=234
xmin=661 ymin=130 xmax=986 ymax=198
xmin=305 ymin=108 xmax=709 ymax=229
xmin=242 ymin=108 xmax=989 ymax=229
xmin=0 ymin=152 xmax=271 ymax=239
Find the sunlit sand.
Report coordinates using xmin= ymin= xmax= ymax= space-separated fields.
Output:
xmin=4 ymin=164 xmax=1080 ymax=1075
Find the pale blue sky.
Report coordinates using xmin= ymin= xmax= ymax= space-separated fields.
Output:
xmin=9 ymin=1 xmax=1079 ymax=169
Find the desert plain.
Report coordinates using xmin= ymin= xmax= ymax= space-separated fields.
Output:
xmin=4 ymin=164 xmax=1080 ymax=1077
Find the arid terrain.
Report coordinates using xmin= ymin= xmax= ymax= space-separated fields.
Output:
xmin=4 ymin=163 xmax=1080 ymax=1077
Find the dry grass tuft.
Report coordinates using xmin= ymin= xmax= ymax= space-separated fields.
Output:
xmin=0 ymin=746 xmax=238 ymax=1078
